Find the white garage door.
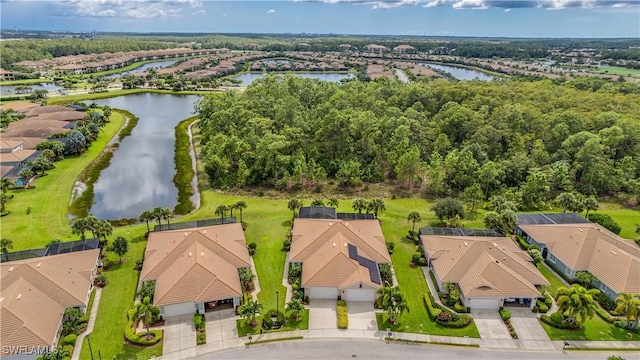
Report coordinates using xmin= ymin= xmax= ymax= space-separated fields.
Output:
xmin=162 ymin=302 xmax=196 ymax=317
xmin=345 ymin=289 xmax=375 ymax=302
xmin=469 ymin=298 xmax=501 ymax=310
xmin=309 ymin=287 xmax=338 ymax=299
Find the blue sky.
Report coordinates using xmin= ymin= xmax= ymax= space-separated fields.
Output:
xmin=1 ymin=1 xmax=639 ymax=38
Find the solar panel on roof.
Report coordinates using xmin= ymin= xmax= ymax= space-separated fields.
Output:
xmin=348 ymin=243 xmax=358 ymax=260
xmin=347 ymin=244 xmax=382 ymax=284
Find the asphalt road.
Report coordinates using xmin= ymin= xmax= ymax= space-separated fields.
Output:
xmin=196 ymin=339 xmax=637 ymax=360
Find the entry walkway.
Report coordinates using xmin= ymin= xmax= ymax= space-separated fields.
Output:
xmin=71 ymin=288 xmax=102 ymax=360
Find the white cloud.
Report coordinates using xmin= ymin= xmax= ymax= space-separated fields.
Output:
xmin=61 ymin=0 xmax=201 ymax=19
xmin=299 ymin=0 xmax=640 ymax=10
xmin=504 ymin=8 xmax=511 ymax=12
xmin=192 ymin=9 xmax=206 ymax=15
xmin=267 ymin=9 xmax=277 ymax=13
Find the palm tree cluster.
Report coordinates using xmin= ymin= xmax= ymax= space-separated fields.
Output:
xmin=71 ymin=215 xmax=113 ymax=243
xmin=139 ymin=207 xmax=173 ymax=232
xmin=215 ymin=201 xmax=248 ymax=224
xmin=376 ymin=283 xmax=409 ymax=325
xmin=556 ymin=284 xmax=600 ymax=325
xmin=615 ymin=293 xmax=640 ymax=330
xmin=351 ymin=198 xmax=386 ymax=218
xmin=135 ymin=296 xmax=160 ymax=340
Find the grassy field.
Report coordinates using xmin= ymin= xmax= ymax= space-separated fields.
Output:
xmin=0 ymin=78 xmax=53 ymax=85
xmin=79 ymin=226 xmax=163 ymax=360
xmin=1 ymin=112 xmax=126 ymax=249
xmin=591 ymin=66 xmax=640 ymax=78
xmin=541 ymin=314 xmax=640 ymax=341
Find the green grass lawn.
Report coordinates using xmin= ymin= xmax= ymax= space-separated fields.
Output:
xmin=237 ymin=310 xmax=309 ymax=337
xmin=590 ymin=66 xmax=640 ymax=78
xmin=540 ymin=314 xmax=640 ymax=341
xmin=0 ymin=78 xmax=53 ymax=85
xmin=594 ymin=208 xmax=640 ymax=240
xmin=79 ymin=226 xmax=163 ymax=360
xmin=537 ymin=263 xmax=567 ymax=298
xmin=1 ymin=112 xmax=126 ymax=249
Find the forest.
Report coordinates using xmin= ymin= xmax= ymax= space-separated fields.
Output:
xmin=197 ymin=75 xmax=640 ymax=210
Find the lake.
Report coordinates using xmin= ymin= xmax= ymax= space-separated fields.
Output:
xmin=233 ymin=72 xmax=355 ymax=85
xmin=90 ymin=93 xmax=200 ymax=220
xmin=104 ymin=60 xmax=178 ymax=79
xmin=420 ymin=63 xmax=494 ymax=81
xmin=1 ymin=82 xmax=64 ymax=95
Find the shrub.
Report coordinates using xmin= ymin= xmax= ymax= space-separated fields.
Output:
xmin=587 ymin=213 xmax=622 ymax=235
xmin=196 ymin=333 xmax=206 ymax=345
xmin=536 ymin=300 xmax=549 ymax=313
xmin=544 ymin=294 xmax=553 ymax=307
xmin=423 ymin=294 xmax=441 ymax=320
xmin=454 ymin=303 xmax=470 ymax=313
xmin=62 ymin=334 xmax=77 ymax=346
xmin=594 ymin=292 xmax=616 ymax=311
xmin=124 ymin=309 xmax=163 ymax=345
xmin=385 ymin=241 xmax=395 ymax=254
xmin=193 ymin=314 xmax=204 ymax=331
xmin=540 ymin=314 xmax=581 ymax=329
xmin=337 ymin=300 xmax=348 ymax=329
xmin=550 ymin=312 xmax=564 ymax=324
xmin=94 ymin=273 xmax=107 ymax=287
xmin=282 ymin=239 xmax=291 ymax=252
xmin=509 ymin=330 xmax=518 ymax=339
xmin=500 ymin=309 xmax=511 ymax=320
xmin=262 ymin=310 xmax=285 ymax=330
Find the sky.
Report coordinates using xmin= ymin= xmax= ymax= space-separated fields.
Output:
xmin=1 ymin=0 xmax=639 ymax=38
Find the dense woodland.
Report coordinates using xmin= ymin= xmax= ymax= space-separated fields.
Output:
xmin=197 ymin=76 xmax=640 ymax=209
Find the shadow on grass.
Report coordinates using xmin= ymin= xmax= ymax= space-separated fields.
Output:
xmin=281 ymin=220 xmax=292 ymax=228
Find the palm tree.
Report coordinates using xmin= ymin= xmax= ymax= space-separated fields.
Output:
xmin=235 ymin=201 xmax=247 ymax=223
xmin=311 ymin=199 xmax=325 ymax=207
xmin=135 ymin=296 xmax=160 ymax=340
xmin=615 ymin=293 xmax=640 ymax=329
xmin=152 ymin=207 xmax=164 ymax=226
xmin=160 ymin=208 xmax=173 ymax=225
xmin=287 ymin=198 xmax=302 ymax=221
xmin=229 ymin=203 xmax=237 ymax=219
xmin=368 ymin=198 xmax=386 ymax=218
xmin=285 ymin=298 xmax=305 ymax=321
xmin=0 ymin=178 xmax=13 ymax=193
xmin=139 ymin=210 xmax=154 ymax=232
xmin=239 ymin=267 xmax=255 ymax=293
xmin=38 ymin=346 xmax=71 ymax=360
xmin=84 ymin=215 xmax=100 ymax=239
xmin=376 ymin=283 xmax=409 ymax=324
xmin=0 ymin=193 xmax=12 ymax=213
xmin=583 ymin=195 xmax=599 ymax=218
xmin=555 ymin=192 xmax=577 ymax=213
xmin=215 ymin=204 xmax=229 ymax=224
xmin=1 ymin=238 xmax=14 ymax=262
xmin=19 ymin=168 xmax=33 ymax=189
xmin=71 ymin=218 xmax=89 ymax=240
xmin=327 ymin=198 xmax=339 ymax=209
xmin=407 ymin=211 xmax=421 ymax=234
xmin=556 ymin=284 xmax=600 ymax=324
xmin=239 ymin=300 xmax=263 ymax=327
xmin=95 ymin=220 xmax=113 ymax=244
xmin=352 ymin=198 xmax=367 ymax=214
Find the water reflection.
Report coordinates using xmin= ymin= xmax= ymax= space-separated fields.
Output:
xmin=1 ymin=82 xmax=64 ymax=95
xmin=91 ymin=93 xmax=200 ymax=219
xmin=104 ymin=60 xmax=177 ymax=79
xmin=420 ymin=63 xmax=494 ymax=81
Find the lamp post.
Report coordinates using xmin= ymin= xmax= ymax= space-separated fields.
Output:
xmin=87 ymin=334 xmax=95 ymax=360
xmin=276 ymin=291 xmax=279 ymax=312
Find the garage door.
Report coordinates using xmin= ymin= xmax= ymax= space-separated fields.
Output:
xmin=309 ymin=287 xmax=338 ymax=299
xmin=345 ymin=289 xmax=375 ymax=302
xmin=162 ymin=302 xmax=196 ymax=317
xmin=469 ymin=298 xmax=501 ymax=310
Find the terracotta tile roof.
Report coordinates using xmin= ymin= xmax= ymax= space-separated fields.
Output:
xmin=519 ymin=223 xmax=640 ymax=294
xmin=1 ymin=137 xmax=44 ymax=150
xmin=29 ymin=111 xmax=86 ymax=122
xmin=421 ymin=236 xmax=548 ymax=299
xmin=0 ymin=250 xmax=100 ymax=353
xmin=0 ymin=140 xmax=23 ymax=149
xmin=23 ymin=105 xmax=77 ymax=117
xmin=0 ymin=101 xmax=40 ymax=112
xmin=291 ymin=219 xmax=390 ymax=290
xmin=0 ymin=148 xmax=36 ymax=164
xmin=141 ymin=224 xmax=251 ymax=306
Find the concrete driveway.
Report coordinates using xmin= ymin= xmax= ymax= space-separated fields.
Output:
xmin=194 ymin=309 xmax=244 ymax=355
xmin=163 ymin=314 xmax=196 ymax=358
xmin=508 ymin=308 xmax=556 ymax=350
xmin=471 ymin=310 xmax=511 ymax=339
xmin=347 ymin=301 xmax=377 ymax=331
xmin=308 ymin=299 xmax=343 ymax=338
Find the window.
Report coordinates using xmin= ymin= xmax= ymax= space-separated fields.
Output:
xmin=564 ymin=268 xmax=574 ymax=278
xmin=548 ymin=254 xmax=556 ymax=264
xmin=599 ymin=282 xmax=607 ymax=292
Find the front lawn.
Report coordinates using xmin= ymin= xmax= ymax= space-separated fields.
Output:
xmin=79 ymin=226 xmax=163 ymax=360
xmin=237 ymin=310 xmax=309 ymax=337
xmin=540 ymin=314 xmax=640 ymax=341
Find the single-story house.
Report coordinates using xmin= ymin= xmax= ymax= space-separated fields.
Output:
xmin=420 ymin=232 xmax=549 ymax=310
xmin=140 ymin=223 xmax=251 ymax=317
xmin=289 ymin=219 xmax=391 ymax=302
xmin=0 ymin=249 xmax=100 ymax=358
xmin=517 ymin=222 xmax=640 ymax=301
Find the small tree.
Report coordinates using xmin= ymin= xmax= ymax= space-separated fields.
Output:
xmin=137 ymin=281 xmax=156 ymax=302
xmin=583 ymin=195 xmax=599 ymax=217
xmin=235 ymin=200 xmax=247 ymax=223
xmin=1 ymin=238 xmax=14 ymax=261
xmin=287 ymin=198 xmax=302 ymax=221
xmin=215 ymin=204 xmax=229 ymax=223
xmin=376 ymin=283 xmax=409 ymax=325
xmin=527 ymin=248 xmax=543 ymax=264
xmin=327 ymin=198 xmax=339 ymax=209
xmin=110 ymin=236 xmax=129 ymax=263
xmin=310 ymin=199 xmax=325 ymax=207
xmin=615 ymin=293 xmax=640 ymax=329
xmin=431 ymin=198 xmax=465 ymax=221
xmin=352 ymin=198 xmax=367 ymax=214
xmin=575 ymin=271 xmax=597 ymax=288
xmin=556 ymin=284 xmax=600 ymax=325
xmin=19 ymin=168 xmax=34 ymax=188
xmin=285 ymin=298 xmax=305 ymax=321
xmin=139 ymin=210 xmax=154 ymax=232
xmin=407 ymin=211 xmax=421 ymax=235
xmin=0 ymin=193 xmax=13 ymax=213
xmin=239 ymin=300 xmax=263 ymax=327
xmin=135 ymin=296 xmax=160 ymax=340
xmin=368 ymin=198 xmax=386 ymax=218
xmin=71 ymin=218 xmax=89 ymax=240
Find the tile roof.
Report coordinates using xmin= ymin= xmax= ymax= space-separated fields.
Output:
xmin=141 ymin=224 xmax=251 ymax=307
xmin=0 ymin=148 xmax=36 ymax=164
xmin=291 ymin=219 xmax=390 ymax=290
xmin=0 ymin=250 xmax=100 ymax=353
xmin=421 ymin=236 xmax=548 ymax=299
xmin=519 ymin=223 xmax=640 ymax=294
xmin=0 ymin=101 xmax=40 ymax=112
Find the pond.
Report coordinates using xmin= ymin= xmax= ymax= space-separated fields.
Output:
xmin=104 ymin=60 xmax=178 ymax=79
xmin=1 ymin=82 xmax=64 ymax=95
xmin=420 ymin=63 xmax=494 ymax=81
xmin=232 ymin=72 xmax=355 ymax=85
xmin=90 ymin=93 xmax=200 ymax=220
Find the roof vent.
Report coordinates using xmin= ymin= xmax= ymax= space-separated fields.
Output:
xmin=201 ymin=251 xmax=205 ymax=257
xmin=502 ymin=247 xmax=506 ymax=250
xmin=495 ymin=260 xmax=499 ymax=264
xmin=203 ymin=230 xmax=207 ymax=234
xmin=345 ymin=222 xmax=349 ymax=226
xmin=36 ymin=262 xmax=41 ymax=268
xmin=503 ymin=257 xmax=506 ymax=261
xmin=329 ymin=222 xmax=333 ymax=226
xmin=332 ymin=243 xmax=336 ymax=247
xmin=610 ymin=251 xmax=617 ymax=256
xmin=189 ymin=252 xmax=192 ymax=257
xmin=16 ymin=294 xmax=22 ymax=300
xmin=464 ymin=242 xmax=468 ymax=246
xmin=184 ymin=232 xmax=188 ymax=237
xmin=578 ymin=228 xmax=583 ymax=232
xmin=344 ymin=243 xmax=347 ymax=247
xmin=493 ymin=242 xmax=498 ymax=247
xmin=8 ymin=266 xmax=14 ymax=272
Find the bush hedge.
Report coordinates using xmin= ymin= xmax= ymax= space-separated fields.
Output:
xmin=540 ymin=313 xmax=581 ymax=330
xmin=124 ymin=309 xmax=163 ymax=346
xmin=500 ymin=309 xmax=511 ymax=320
xmin=535 ymin=300 xmax=549 ymax=313
xmin=62 ymin=334 xmax=77 ymax=346
xmin=262 ymin=310 xmax=285 ymax=330
xmin=424 ymin=293 xmax=473 ymax=328
xmin=593 ymin=292 xmax=616 ymax=312
xmin=337 ymin=300 xmax=348 ymax=329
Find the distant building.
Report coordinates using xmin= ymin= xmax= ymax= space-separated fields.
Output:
xmin=0 ymin=68 xmax=15 ymax=81
xmin=393 ymin=45 xmax=417 ymax=54
xmin=363 ymin=44 xmax=388 ymax=55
